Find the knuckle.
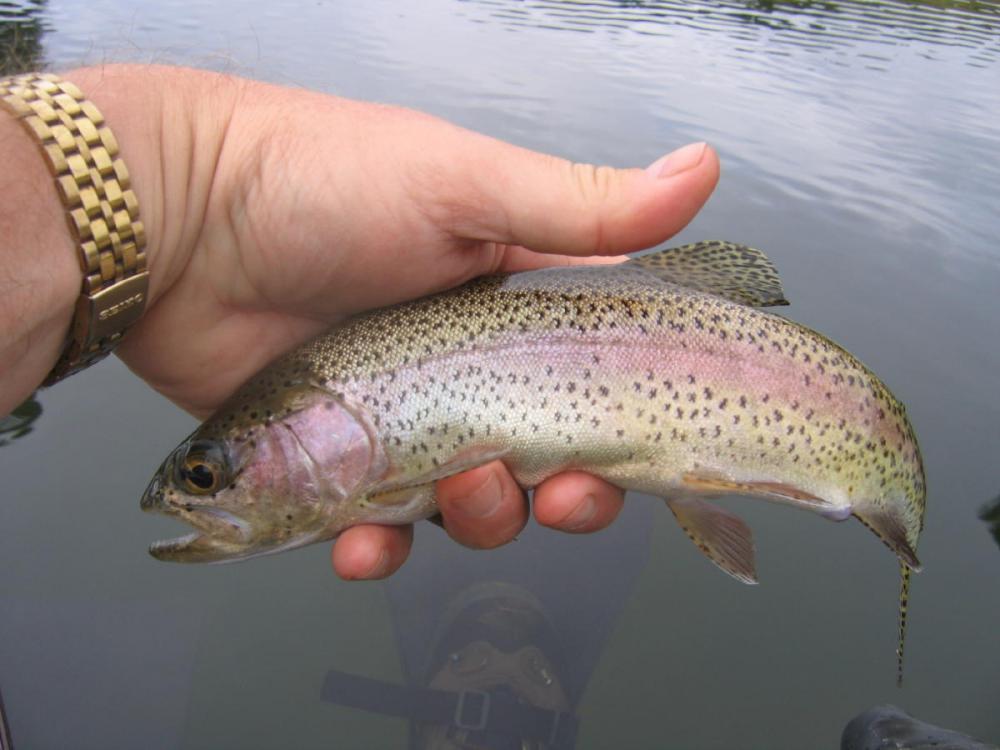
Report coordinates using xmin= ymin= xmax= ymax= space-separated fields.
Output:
xmin=567 ymin=162 xmax=621 ymax=254
xmin=570 ymin=162 xmax=620 ymax=203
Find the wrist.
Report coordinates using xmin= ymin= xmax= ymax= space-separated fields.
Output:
xmin=64 ymin=65 xmax=242 ymax=306
xmin=0 ymin=65 xmax=240 ymax=414
xmin=0 ymin=84 xmax=78 ymax=412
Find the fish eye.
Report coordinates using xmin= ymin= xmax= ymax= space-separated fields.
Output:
xmin=177 ymin=440 xmax=228 ymax=495
xmin=184 ymin=461 xmax=217 ymax=491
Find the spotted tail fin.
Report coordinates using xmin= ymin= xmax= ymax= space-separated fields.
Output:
xmin=897 ymin=562 xmax=911 ymax=687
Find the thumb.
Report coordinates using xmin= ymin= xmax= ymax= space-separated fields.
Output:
xmin=426 ymin=137 xmax=720 ymax=256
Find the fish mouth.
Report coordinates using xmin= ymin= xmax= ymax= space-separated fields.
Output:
xmin=145 ymin=506 xmax=253 ymax=562
xmin=148 ymin=530 xmax=206 ymax=561
xmin=141 ymin=467 xmax=253 ymax=563
xmin=143 ymin=499 xmax=253 ymax=561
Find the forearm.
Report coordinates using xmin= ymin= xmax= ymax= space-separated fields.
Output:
xmin=0 ymin=65 xmax=238 ymax=415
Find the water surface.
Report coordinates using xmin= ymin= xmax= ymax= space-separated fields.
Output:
xmin=1 ymin=1 xmax=998 ymax=748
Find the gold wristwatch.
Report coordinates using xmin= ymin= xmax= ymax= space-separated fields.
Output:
xmin=0 ymin=72 xmax=148 ymax=385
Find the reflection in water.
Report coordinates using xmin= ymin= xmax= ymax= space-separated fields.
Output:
xmin=0 ymin=0 xmax=46 ymax=75
xmin=407 ymin=587 xmax=575 ymax=749
xmin=323 ymin=504 xmax=656 ymax=748
xmin=0 ymin=394 xmax=42 ymax=447
xmin=842 ymin=704 xmax=998 ymax=750
xmin=0 ymin=683 xmax=10 ymax=750
xmin=465 ymin=0 xmax=1000 ymax=66
xmin=323 ymin=585 xmax=579 ymax=748
xmin=979 ymin=495 xmax=1000 ymax=551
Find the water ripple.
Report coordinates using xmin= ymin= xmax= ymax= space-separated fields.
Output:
xmin=463 ymin=0 xmax=1000 ymax=66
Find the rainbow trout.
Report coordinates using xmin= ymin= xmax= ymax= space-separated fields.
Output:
xmin=142 ymin=241 xmax=925 ymax=679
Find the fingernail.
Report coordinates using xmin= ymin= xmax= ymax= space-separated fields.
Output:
xmin=456 ymin=469 xmax=503 ymax=519
xmin=645 ymin=142 xmax=707 ymax=179
xmin=363 ymin=549 xmax=390 ymax=579
xmin=563 ymin=494 xmax=598 ymax=530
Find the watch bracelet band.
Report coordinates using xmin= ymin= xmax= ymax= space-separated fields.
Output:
xmin=0 ymin=72 xmax=148 ymax=385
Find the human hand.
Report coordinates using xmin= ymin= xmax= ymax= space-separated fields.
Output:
xmin=10 ymin=65 xmax=719 ymax=577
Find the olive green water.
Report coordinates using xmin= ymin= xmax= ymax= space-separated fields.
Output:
xmin=1 ymin=1 xmax=998 ymax=748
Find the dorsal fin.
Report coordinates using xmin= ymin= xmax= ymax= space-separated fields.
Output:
xmin=629 ymin=241 xmax=789 ymax=307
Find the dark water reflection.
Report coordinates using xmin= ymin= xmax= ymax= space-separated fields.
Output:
xmin=980 ymin=495 xmax=1000 ymax=551
xmin=1 ymin=1 xmax=999 ymax=748
xmin=321 ymin=505 xmax=654 ymax=748
xmin=0 ymin=396 xmax=41 ymax=448
xmin=470 ymin=0 xmax=1000 ymax=67
xmin=0 ymin=684 xmax=10 ymax=750
xmin=0 ymin=0 xmax=45 ymax=74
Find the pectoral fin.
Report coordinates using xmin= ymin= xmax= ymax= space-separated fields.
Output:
xmin=368 ymin=483 xmax=436 ymax=509
xmin=630 ymin=241 xmax=789 ymax=307
xmin=375 ymin=446 xmax=510 ymax=495
xmin=368 ymin=446 xmax=511 ymax=519
xmin=665 ymin=496 xmax=759 ymax=584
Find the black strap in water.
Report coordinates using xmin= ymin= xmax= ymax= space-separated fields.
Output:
xmin=320 ymin=669 xmax=578 ymax=749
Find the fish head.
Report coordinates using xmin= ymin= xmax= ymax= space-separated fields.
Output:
xmin=142 ymin=383 xmax=385 ymax=562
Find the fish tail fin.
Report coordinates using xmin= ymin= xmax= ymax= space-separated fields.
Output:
xmin=897 ymin=562 xmax=911 ymax=688
xmin=853 ymin=507 xmax=921 ymax=571
xmin=853 ymin=506 xmax=920 ymax=686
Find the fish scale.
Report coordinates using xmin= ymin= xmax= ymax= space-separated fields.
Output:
xmin=142 ymin=241 xmax=926 ymax=683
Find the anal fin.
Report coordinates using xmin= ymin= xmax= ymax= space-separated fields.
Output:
xmin=666 ymin=496 xmax=759 ymax=584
